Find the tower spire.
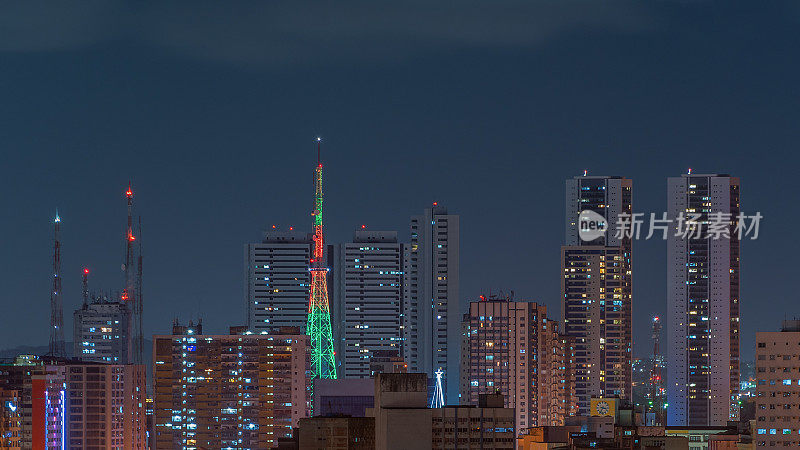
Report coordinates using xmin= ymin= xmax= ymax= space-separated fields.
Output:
xmin=49 ymin=210 xmax=65 ymax=357
xmin=307 ymin=138 xmax=337 ymax=381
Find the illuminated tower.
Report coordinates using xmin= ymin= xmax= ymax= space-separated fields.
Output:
xmin=49 ymin=211 xmax=65 ymax=357
xmin=307 ymin=138 xmax=337 ymax=380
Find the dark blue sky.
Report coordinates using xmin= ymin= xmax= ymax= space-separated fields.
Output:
xmin=1 ymin=1 xmax=797 ymax=361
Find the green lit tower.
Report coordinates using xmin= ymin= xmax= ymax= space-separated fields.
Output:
xmin=307 ymin=138 xmax=337 ymax=379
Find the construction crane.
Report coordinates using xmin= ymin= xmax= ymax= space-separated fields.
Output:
xmin=49 ymin=211 xmax=65 ymax=357
xmin=306 ymin=138 xmax=337 ymax=380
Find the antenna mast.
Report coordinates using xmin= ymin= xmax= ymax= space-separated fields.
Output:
xmin=123 ymin=184 xmax=138 ymax=364
xmin=82 ymin=268 xmax=89 ymax=307
xmin=49 ymin=211 xmax=65 ymax=357
xmin=307 ymin=138 xmax=337 ymax=380
xmin=133 ymin=217 xmax=144 ymax=365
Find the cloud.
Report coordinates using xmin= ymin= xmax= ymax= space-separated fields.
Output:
xmin=0 ymin=1 xmax=654 ymax=66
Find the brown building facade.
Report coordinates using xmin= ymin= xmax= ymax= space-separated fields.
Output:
xmin=152 ymin=323 xmax=311 ymax=449
xmin=460 ymin=298 xmax=576 ymax=432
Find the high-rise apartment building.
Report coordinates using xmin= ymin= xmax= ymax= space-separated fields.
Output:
xmin=667 ymin=174 xmax=740 ymax=426
xmin=403 ymin=204 xmax=460 ymax=403
xmin=152 ymin=322 xmax=311 ymax=449
xmin=460 ymin=297 xmax=576 ymax=432
xmin=245 ymin=230 xmax=313 ymax=332
xmin=332 ymin=230 xmax=404 ymax=378
xmin=0 ymin=357 xmax=67 ymax=450
xmin=63 ymin=363 xmax=147 ymax=449
xmin=0 ymin=356 xmax=147 ymax=450
xmin=755 ymin=320 xmax=800 ymax=447
xmin=561 ymin=175 xmax=633 ymax=415
xmin=73 ymin=295 xmax=131 ymax=364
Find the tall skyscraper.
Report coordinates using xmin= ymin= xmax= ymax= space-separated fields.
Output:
xmin=403 ymin=204 xmax=460 ymax=403
xmin=460 ymin=296 xmax=576 ymax=432
xmin=245 ymin=230 xmax=313 ymax=332
xmin=73 ymin=295 xmax=131 ymax=364
xmin=667 ymin=173 xmax=740 ymax=426
xmin=754 ymin=320 xmax=800 ymax=447
xmin=561 ymin=175 xmax=633 ymax=415
xmin=332 ymin=230 xmax=404 ymax=379
xmin=152 ymin=323 xmax=312 ymax=449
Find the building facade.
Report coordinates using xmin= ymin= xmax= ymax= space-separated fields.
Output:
xmin=460 ymin=297 xmax=576 ymax=432
xmin=0 ymin=386 xmax=21 ymax=449
xmin=332 ymin=230 xmax=404 ymax=379
xmin=667 ymin=174 xmax=740 ymax=426
xmin=73 ymin=296 xmax=131 ymax=364
xmin=152 ymin=323 xmax=312 ymax=449
xmin=245 ymin=230 xmax=313 ymax=332
xmin=63 ymin=363 xmax=147 ymax=449
xmin=561 ymin=175 xmax=633 ymax=415
xmin=754 ymin=320 xmax=800 ymax=447
xmin=403 ymin=205 xmax=460 ymax=403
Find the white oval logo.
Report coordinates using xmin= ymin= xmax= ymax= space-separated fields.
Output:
xmin=578 ymin=210 xmax=607 ymax=242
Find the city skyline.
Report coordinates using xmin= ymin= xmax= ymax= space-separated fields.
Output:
xmin=2 ymin=2 xmax=795 ymax=368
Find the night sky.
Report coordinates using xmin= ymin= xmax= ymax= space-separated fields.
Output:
xmin=2 ymin=1 xmax=797 ymax=362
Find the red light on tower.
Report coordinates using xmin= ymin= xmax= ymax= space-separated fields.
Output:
xmin=433 ymin=202 xmax=438 ymax=206
xmin=289 ymin=226 xmax=294 ymax=231
xmin=361 ymin=225 xmax=366 ymax=229
xmin=83 ymin=268 xmax=89 ymax=274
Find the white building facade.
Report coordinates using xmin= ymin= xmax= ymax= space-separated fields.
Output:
xmin=667 ymin=174 xmax=740 ymax=426
xmin=403 ymin=205 xmax=460 ymax=403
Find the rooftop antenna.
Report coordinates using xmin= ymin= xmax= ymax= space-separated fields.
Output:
xmin=49 ymin=210 xmax=65 ymax=357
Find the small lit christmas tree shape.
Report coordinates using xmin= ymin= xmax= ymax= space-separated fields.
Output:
xmin=430 ymin=368 xmax=445 ymax=408
xmin=307 ymin=138 xmax=337 ymax=380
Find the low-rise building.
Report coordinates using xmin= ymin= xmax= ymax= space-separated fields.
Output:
xmin=298 ymin=416 xmax=374 ymax=449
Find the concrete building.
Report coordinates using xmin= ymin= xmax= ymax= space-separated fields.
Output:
xmin=754 ymin=319 xmax=800 ymax=447
xmin=403 ymin=205 xmax=460 ymax=403
xmin=431 ymin=394 xmax=515 ymax=449
xmin=372 ymin=373 xmax=431 ymax=450
xmin=460 ymin=297 xmax=576 ymax=432
xmin=63 ymin=363 xmax=147 ymax=449
xmin=0 ymin=386 xmax=21 ymax=449
xmin=0 ymin=356 xmax=147 ymax=450
xmin=0 ymin=356 xmax=67 ymax=450
xmin=245 ymin=230 xmax=314 ymax=332
xmin=332 ymin=230 xmax=404 ymax=379
xmin=73 ymin=295 xmax=131 ymax=363
xmin=667 ymin=174 xmax=740 ymax=426
xmin=152 ymin=323 xmax=312 ymax=449
xmin=297 ymin=416 xmax=374 ymax=450
xmin=369 ymin=350 xmax=407 ymax=376
xmin=312 ymin=378 xmax=374 ymax=418
xmin=562 ymin=175 xmax=633 ymax=415
xmin=370 ymin=373 xmax=514 ymax=449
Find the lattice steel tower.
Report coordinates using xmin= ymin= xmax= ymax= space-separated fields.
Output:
xmin=307 ymin=138 xmax=337 ymax=379
xmin=49 ymin=211 xmax=65 ymax=357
